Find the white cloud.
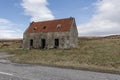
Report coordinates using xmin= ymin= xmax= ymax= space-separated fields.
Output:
xmin=21 ymin=0 xmax=54 ymax=21
xmin=78 ymin=0 xmax=120 ymax=36
xmin=0 ymin=18 xmax=23 ymax=39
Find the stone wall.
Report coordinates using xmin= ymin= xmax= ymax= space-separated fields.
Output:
xmin=23 ymin=31 xmax=71 ymax=49
xmin=69 ymin=19 xmax=78 ymax=48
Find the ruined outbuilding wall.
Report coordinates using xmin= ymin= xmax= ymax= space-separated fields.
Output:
xmin=69 ymin=19 xmax=78 ymax=48
xmin=23 ymin=31 xmax=70 ymax=49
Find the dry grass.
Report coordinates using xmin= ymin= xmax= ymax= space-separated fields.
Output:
xmin=1 ymin=37 xmax=120 ymax=73
xmin=0 ymin=39 xmax=22 ymax=51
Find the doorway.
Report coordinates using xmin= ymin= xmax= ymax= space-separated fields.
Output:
xmin=41 ymin=39 xmax=46 ymax=49
xmin=54 ymin=39 xmax=59 ymax=48
xmin=30 ymin=39 xmax=33 ymax=48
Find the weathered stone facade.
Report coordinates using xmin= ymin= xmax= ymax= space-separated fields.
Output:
xmin=23 ymin=17 xmax=78 ymax=49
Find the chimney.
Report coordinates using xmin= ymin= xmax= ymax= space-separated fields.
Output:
xmin=30 ymin=21 xmax=34 ymax=25
xmin=70 ymin=16 xmax=74 ymax=19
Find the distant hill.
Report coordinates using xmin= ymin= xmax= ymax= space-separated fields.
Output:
xmin=0 ymin=38 xmax=22 ymax=42
xmin=79 ymin=35 xmax=120 ymax=40
xmin=104 ymin=35 xmax=120 ymax=39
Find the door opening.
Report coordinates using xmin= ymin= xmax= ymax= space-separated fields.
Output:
xmin=30 ymin=39 xmax=33 ymax=48
xmin=54 ymin=39 xmax=59 ymax=48
xmin=41 ymin=39 xmax=46 ymax=49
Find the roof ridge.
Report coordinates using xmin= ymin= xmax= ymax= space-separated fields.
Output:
xmin=32 ymin=17 xmax=74 ymax=23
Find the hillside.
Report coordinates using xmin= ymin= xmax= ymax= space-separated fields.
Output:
xmin=0 ymin=39 xmax=22 ymax=49
xmin=0 ymin=35 xmax=120 ymax=74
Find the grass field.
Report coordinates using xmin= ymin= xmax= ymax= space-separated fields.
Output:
xmin=0 ymin=36 xmax=120 ymax=73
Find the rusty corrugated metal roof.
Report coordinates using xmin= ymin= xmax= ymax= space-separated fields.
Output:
xmin=25 ymin=17 xmax=74 ymax=33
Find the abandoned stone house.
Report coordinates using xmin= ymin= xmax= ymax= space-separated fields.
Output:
xmin=23 ymin=17 xmax=78 ymax=49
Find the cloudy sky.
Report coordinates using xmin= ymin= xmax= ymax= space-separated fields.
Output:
xmin=0 ymin=0 xmax=120 ymax=39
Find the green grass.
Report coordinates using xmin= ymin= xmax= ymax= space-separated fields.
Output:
xmin=1 ymin=38 xmax=120 ymax=73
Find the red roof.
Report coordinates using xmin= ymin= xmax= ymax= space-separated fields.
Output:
xmin=25 ymin=17 xmax=74 ymax=34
